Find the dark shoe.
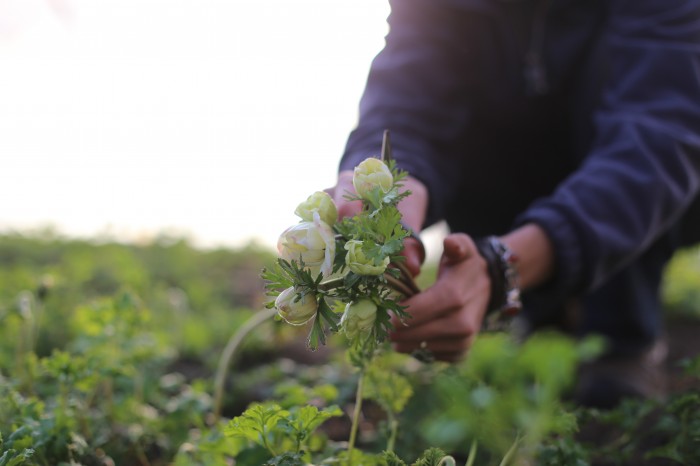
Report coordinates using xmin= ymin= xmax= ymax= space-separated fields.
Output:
xmin=574 ymin=339 xmax=668 ymax=409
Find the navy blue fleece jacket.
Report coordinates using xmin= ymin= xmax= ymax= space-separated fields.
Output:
xmin=339 ymin=0 xmax=700 ymax=299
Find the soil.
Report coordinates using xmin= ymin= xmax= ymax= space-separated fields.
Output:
xmin=664 ymin=317 xmax=700 ymax=393
xmin=578 ymin=315 xmax=700 ymax=466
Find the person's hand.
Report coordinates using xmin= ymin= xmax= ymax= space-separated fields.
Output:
xmin=390 ymin=233 xmax=491 ymax=362
xmin=328 ymin=170 xmax=429 ymax=277
xmin=328 ymin=170 xmax=363 ymax=219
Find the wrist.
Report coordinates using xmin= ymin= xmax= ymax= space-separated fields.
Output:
xmin=499 ymin=223 xmax=555 ymax=290
xmin=400 ymin=221 xmax=426 ymax=266
xmin=475 ymin=236 xmax=522 ymax=316
xmin=397 ymin=175 xmax=428 ymax=234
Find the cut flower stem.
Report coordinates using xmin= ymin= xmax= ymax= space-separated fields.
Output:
xmin=347 ymin=369 xmax=365 ymax=459
xmin=319 ymin=266 xmax=419 ymax=298
xmin=391 ymin=260 xmax=420 ymax=295
xmin=383 ymin=274 xmax=415 ymax=298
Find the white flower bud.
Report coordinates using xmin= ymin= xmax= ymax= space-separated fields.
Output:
xmin=277 ymin=212 xmax=336 ymax=278
xmin=275 ymin=287 xmax=317 ymax=325
xmin=344 ymin=240 xmax=389 ymax=276
xmin=295 ymin=191 xmax=338 ymax=226
xmin=352 ymin=157 xmax=393 ymax=201
xmin=341 ymin=299 xmax=377 ymax=339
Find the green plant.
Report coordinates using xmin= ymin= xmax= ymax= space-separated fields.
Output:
xmin=0 ymin=292 xmax=209 ymax=465
xmin=2 ymin=208 xmax=699 ymax=465
xmin=571 ymin=355 xmax=700 ymax=466
xmin=0 ymin=432 xmax=35 ymax=466
xmin=225 ymin=402 xmax=343 ymax=462
xmin=262 ymin=140 xmax=419 ymax=461
xmin=662 ymin=245 xmax=700 ymax=317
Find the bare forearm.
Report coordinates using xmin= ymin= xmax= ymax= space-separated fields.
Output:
xmin=397 ymin=176 xmax=429 ymax=233
xmin=499 ymin=223 xmax=555 ymax=291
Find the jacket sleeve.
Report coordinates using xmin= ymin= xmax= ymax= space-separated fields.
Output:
xmin=517 ymin=0 xmax=700 ymax=295
xmin=339 ymin=0 xmax=485 ymax=226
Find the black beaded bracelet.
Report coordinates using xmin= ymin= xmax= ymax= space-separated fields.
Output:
xmin=475 ymin=236 xmax=522 ymax=316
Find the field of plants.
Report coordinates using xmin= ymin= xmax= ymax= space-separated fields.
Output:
xmin=1 ymin=231 xmax=699 ymax=465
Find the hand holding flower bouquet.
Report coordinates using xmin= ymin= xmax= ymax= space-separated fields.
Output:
xmin=221 ymin=134 xmax=578 ymax=466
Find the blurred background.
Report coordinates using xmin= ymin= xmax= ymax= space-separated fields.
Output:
xmin=0 ymin=0 xmax=423 ymax=250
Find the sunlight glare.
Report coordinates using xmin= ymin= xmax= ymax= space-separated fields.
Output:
xmin=0 ymin=0 xmax=391 ymax=249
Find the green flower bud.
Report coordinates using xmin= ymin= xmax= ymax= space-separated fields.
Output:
xmin=278 ymin=213 xmax=336 ymax=278
xmin=341 ymin=299 xmax=377 ymax=339
xmin=295 ymin=191 xmax=338 ymax=226
xmin=275 ymin=287 xmax=317 ymax=325
xmin=344 ymin=240 xmax=389 ymax=276
xmin=353 ymin=157 xmax=393 ymax=201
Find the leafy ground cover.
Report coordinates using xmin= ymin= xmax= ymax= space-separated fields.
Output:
xmin=0 ymin=232 xmax=699 ymax=465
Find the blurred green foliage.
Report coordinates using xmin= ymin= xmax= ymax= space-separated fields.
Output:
xmin=0 ymin=293 xmax=214 ymax=465
xmin=0 ymin=232 xmax=698 ymax=465
xmin=0 ymin=231 xmax=275 ymax=359
xmin=0 ymin=231 xmax=278 ymax=464
xmin=662 ymin=245 xmax=700 ymax=317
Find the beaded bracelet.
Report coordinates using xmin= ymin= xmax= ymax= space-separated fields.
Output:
xmin=475 ymin=236 xmax=522 ymax=316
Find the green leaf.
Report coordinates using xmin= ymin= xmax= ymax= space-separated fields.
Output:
xmin=364 ymin=365 xmax=413 ymax=416
xmin=380 ymin=450 xmax=407 ymax=466
xmin=0 ymin=448 xmax=35 ymax=466
xmin=261 ymin=263 xmax=293 ymax=294
xmin=344 ymin=272 xmax=362 ymax=290
xmin=307 ymin=315 xmax=325 ymax=350
xmin=234 ymin=446 xmax=272 ymax=466
xmin=380 ymin=239 xmax=403 ymax=257
xmin=365 ymin=187 xmax=385 ymax=211
xmin=324 ymin=449 xmax=385 ymax=465
xmin=374 ymin=206 xmax=404 ymax=242
xmin=225 ymin=403 xmax=289 ymax=449
xmin=280 ymin=405 xmax=343 ymax=443
xmin=536 ymin=438 xmax=589 ymax=466
xmin=413 ymin=448 xmax=450 ymax=466
xmin=317 ymin=299 xmax=339 ymax=333
xmin=263 ymin=452 xmax=306 ymax=466
xmin=273 ymin=382 xmax=339 ymax=409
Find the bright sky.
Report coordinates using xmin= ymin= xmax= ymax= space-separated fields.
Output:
xmin=0 ymin=0 xmax=406 ymax=250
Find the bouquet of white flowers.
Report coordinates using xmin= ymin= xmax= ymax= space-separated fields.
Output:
xmin=263 ymin=132 xmax=419 ymax=360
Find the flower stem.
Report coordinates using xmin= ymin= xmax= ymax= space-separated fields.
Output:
xmin=391 ymin=260 xmax=420 ymax=294
xmin=386 ymin=411 xmax=398 ymax=453
xmin=348 ymin=370 xmax=366 ymax=459
xmin=383 ymin=274 xmax=415 ymax=298
xmin=318 ymin=277 xmax=345 ymax=292
xmin=465 ymin=439 xmax=478 ymax=466
xmin=381 ymin=130 xmax=393 ymax=163
xmin=499 ymin=433 xmax=521 ymax=466
xmin=213 ymin=307 xmax=278 ymax=421
xmin=262 ymin=428 xmax=278 ymax=457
